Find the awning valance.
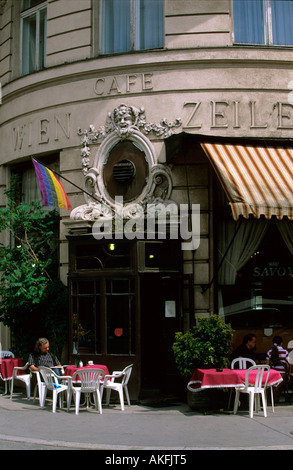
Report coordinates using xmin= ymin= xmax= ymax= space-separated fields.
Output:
xmin=200 ymin=142 xmax=293 ymax=221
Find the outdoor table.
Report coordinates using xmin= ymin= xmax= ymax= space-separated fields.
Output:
xmin=187 ymin=368 xmax=283 ymax=392
xmin=235 ymin=368 xmax=283 ymax=387
xmin=0 ymin=358 xmax=25 ymax=394
xmin=64 ymin=364 xmax=109 ymax=383
xmin=64 ymin=364 xmax=109 ymax=409
xmin=187 ymin=368 xmax=245 ymax=392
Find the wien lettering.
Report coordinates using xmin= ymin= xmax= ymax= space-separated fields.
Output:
xmin=12 ymin=113 xmax=71 ymax=151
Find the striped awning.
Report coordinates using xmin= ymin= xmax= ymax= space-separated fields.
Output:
xmin=200 ymin=142 xmax=293 ymax=221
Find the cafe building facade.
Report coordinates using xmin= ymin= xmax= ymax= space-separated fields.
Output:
xmin=0 ymin=0 xmax=293 ymax=399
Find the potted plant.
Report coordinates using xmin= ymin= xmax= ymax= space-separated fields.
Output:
xmin=172 ymin=315 xmax=234 ymax=410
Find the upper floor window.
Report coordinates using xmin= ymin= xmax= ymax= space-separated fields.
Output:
xmin=21 ymin=0 xmax=47 ymax=75
xmin=101 ymin=0 xmax=164 ymax=55
xmin=233 ymin=0 xmax=293 ymax=46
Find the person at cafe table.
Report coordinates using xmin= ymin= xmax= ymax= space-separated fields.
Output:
xmin=28 ymin=337 xmax=63 ymax=376
xmin=266 ymin=336 xmax=290 ymax=402
xmin=230 ymin=333 xmax=257 ymax=363
xmin=266 ymin=336 xmax=290 ymax=377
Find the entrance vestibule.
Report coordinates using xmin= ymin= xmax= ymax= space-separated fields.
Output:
xmin=67 ymin=236 xmax=184 ymax=400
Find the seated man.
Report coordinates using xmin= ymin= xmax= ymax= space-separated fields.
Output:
xmin=231 ymin=333 xmax=257 ymax=363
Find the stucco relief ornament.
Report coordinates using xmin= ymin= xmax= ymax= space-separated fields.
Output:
xmin=72 ymin=104 xmax=182 ymax=222
xmin=77 ymin=104 xmax=182 ymax=175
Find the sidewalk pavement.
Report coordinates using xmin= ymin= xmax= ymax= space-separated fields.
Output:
xmin=1 ymin=391 xmax=293 ymax=451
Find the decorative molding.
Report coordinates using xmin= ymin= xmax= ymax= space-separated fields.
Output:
xmin=72 ymin=104 xmax=181 ymax=223
xmin=77 ymin=104 xmax=182 ymax=175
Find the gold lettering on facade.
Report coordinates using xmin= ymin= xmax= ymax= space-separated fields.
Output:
xmin=94 ymin=78 xmax=105 ymax=95
xmin=107 ymin=77 xmax=122 ymax=95
xmin=142 ymin=73 xmax=153 ymax=90
xmin=39 ymin=119 xmax=50 ymax=144
xmin=94 ymin=73 xmax=153 ymax=96
xmin=249 ymin=101 xmax=268 ymax=128
xmin=10 ymin=100 xmax=293 ymax=154
xmin=54 ymin=113 xmax=71 ymax=140
xmin=126 ymin=74 xmax=137 ymax=92
xmin=277 ymin=102 xmax=293 ymax=129
xmin=12 ymin=125 xmax=26 ymax=151
xmin=233 ymin=101 xmax=240 ymax=128
xmin=28 ymin=122 xmax=32 ymax=147
xmin=211 ymin=101 xmax=229 ymax=128
xmin=182 ymin=102 xmax=202 ymax=129
xmin=11 ymin=114 xmax=71 ymax=151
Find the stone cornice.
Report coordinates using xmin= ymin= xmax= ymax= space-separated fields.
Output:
xmin=3 ymin=46 xmax=293 ymax=103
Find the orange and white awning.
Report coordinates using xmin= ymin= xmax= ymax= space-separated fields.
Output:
xmin=200 ymin=142 xmax=293 ymax=221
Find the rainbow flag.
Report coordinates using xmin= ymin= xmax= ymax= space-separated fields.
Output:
xmin=32 ymin=159 xmax=72 ymax=210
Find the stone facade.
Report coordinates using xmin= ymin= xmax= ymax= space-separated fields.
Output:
xmin=0 ymin=0 xmax=292 ymax=371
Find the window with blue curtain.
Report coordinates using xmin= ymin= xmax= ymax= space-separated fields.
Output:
xmin=271 ymin=0 xmax=293 ymax=45
xmin=233 ymin=0 xmax=265 ymax=44
xmin=21 ymin=1 xmax=47 ymax=75
xmin=233 ymin=0 xmax=293 ymax=46
xmin=102 ymin=0 xmax=163 ymax=55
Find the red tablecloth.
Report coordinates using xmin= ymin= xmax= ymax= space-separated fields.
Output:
xmin=64 ymin=364 xmax=109 ymax=382
xmin=187 ymin=368 xmax=245 ymax=392
xmin=235 ymin=369 xmax=283 ymax=387
xmin=187 ymin=368 xmax=283 ymax=392
xmin=0 ymin=358 xmax=25 ymax=381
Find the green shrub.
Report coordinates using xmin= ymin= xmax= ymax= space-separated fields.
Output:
xmin=0 ymin=176 xmax=68 ymax=359
xmin=173 ymin=315 xmax=234 ymax=378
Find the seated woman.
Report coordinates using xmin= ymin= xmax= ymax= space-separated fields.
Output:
xmin=28 ymin=337 xmax=63 ymax=376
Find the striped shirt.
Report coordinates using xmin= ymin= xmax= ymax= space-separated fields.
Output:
xmin=266 ymin=346 xmax=289 ymax=373
xmin=28 ymin=352 xmax=61 ymax=369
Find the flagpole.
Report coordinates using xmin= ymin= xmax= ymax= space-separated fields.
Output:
xmin=32 ymin=158 xmax=105 ymax=206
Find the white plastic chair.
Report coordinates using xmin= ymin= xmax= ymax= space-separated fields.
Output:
xmin=10 ymin=362 xmax=31 ymax=400
xmin=70 ymin=368 xmax=105 ymax=415
xmin=38 ymin=366 xmax=72 ymax=413
xmin=32 ymin=371 xmax=47 ymax=406
xmin=288 ymin=350 xmax=293 ymax=364
xmin=0 ymin=351 xmax=15 ymax=358
xmin=228 ymin=358 xmax=256 ymax=409
xmin=101 ymin=364 xmax=133 ymax=411
xmin=231 ymin=358 xmax=256 ymax=369
xmin=233 ymin=365 xmax=271 ymax=418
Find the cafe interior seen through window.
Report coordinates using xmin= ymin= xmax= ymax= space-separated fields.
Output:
xmin=221 ymin=222 xmax=293 ymax=329
xmin=72 ymin=277 xmax=135 ymax=356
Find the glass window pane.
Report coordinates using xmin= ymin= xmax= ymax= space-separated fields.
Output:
xmin=72 ymin=279 xmax=101 ymax=354
xmin=21 ymin=7 xmax=46 ymax=75
xmin=145 ymin=242 xmax=180 ymax=269
xmin=136 ymin=0 xmax=164 ymax=50
xmin=102 ymin=0 xmax=131 ymax=54
xmin=107 ymin=294 xmax=134 ymax=354
xmin=39 ymin=8 xmax=46 ymax=69
xmin=22 ymin=0 xmax=45 ymax=11
xmin=271 ymin=0 xmax=293 ymax=45
xmin=22 ymin=167 xmax=41 ymax=203
xmin=22 ymin=14 xmax=36 ymax=74
xmin=233 ymin=0 xmax=265 ymax=44
xmin=77 ymin=296 xmax=97 ymax=354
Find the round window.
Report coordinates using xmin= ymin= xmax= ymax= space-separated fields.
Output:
xmin=103 ymin=140 xmax=149 ymax=202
